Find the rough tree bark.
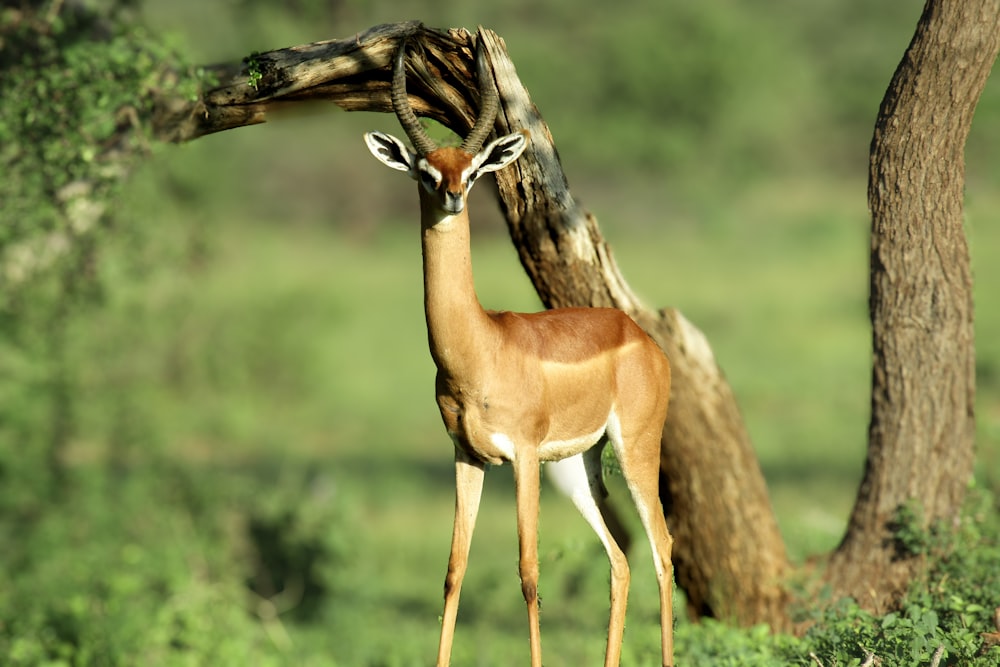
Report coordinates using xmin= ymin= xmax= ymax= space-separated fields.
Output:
xmin=154 ymin=21 xmax=789 ymax=629
xmin=825 ymin=0 xmax=999 ymax=612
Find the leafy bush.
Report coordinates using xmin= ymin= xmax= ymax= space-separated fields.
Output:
xmin=673 ymin=619 xmax=799 ymax=666
xmin=0 ymin=460 xmax=361 ymax=666
xmin=794 ymin=487 xmax=1000 ymax=666
xmin=0 ymin=5 xmax=289 ymax=665
xmin=0 ymin=2 xmax=194 ymax=279
xmin=0 ymin=0 xmax=198 ymax=512
xmin=0 ymin=467 xmax=274 ymax=666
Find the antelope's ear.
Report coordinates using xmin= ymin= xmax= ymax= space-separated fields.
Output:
xmin=467 ymin=130 xmax=529 ymax=185
xmin=364 ymin=131 xmax=417 ymax=176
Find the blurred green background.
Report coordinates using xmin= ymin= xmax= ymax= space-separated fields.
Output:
xmin=3 ymin=0 xmax=1000 ymax=664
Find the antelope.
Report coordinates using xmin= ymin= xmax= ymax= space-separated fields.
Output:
xmin=363 ymin=36 xmax=675 ymax=667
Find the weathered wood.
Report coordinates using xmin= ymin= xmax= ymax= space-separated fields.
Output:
xmin=154 ymin=20 xmax=792 ymax=628
xmin=156 ymin=23 xmax=481 ymax=142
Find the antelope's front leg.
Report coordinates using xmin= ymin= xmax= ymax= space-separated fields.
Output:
xmin=436 ymin=447 xmax=486 ymax=667
xmin=513 ymin=448 xmax=543 ymax=667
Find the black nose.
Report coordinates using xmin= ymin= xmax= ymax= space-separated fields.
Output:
xmin=443 ymin=192 xmax=464 ymax=214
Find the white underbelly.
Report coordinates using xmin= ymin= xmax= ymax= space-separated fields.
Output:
xmin=488 ymin=410 xmax=617 ymax=463
xmin=537 ymin=422 xmax=608 ymax=461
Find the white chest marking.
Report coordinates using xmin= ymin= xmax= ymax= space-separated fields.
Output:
xmin=489 ymin=433 xmax=518 ymax=461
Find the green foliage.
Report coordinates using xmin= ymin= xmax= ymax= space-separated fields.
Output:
xmin=906 ymin=487 xmax=1000 ymax=664
xmin=0 ymin=4 xmax=192 ymax=266
xmin=0 ymin=466 xmax=277 ymax=666
xmin=243 ymin=468 xmax=356 ymax=623
xmin=245 ymin=51 xmax=263 ymax=90
xmin=795 ymin=488 xmax=1000 ymax=666
xmin=798 ymin=598 xmax=950 ymax=666
xmin=3 ymin=1 xmax=1000 ymax=665
xmin=0 ymin=2 xmax=199 ymax=506
xmin=674 ymin=620 xmax=800 ymax=666
xmin=0 ymin=460 xmax=366 ymax=666
xmin=890 ymin=498 xmax=931 ymax=557
xmin=667 ymin=490 xmax=1000 ymax=666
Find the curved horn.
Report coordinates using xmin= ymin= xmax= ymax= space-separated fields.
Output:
xmin=459 ymin=38 xmax=499 ymax=154
xmin=391 ymin=36 xmax=438 ymax=155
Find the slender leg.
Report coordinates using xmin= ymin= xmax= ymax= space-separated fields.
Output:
xmin=614 ymin=433 xmax=675 ymax=667
xmin=547 ymin=450 xmax=631 ymax=667
xmin=513 ymin=448 xmax=543 ymax=667
xmin=636 ymin=494 xmax=674 ymax=667
xmin=436 ymin=447 xmax=486 ymax=667
xmin=598 ymin=493 xmax=633 ymax=556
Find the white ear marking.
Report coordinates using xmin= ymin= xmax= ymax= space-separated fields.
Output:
xmin=466 ymin=131 xmax=528 ymax=185
xmin=364 ymin=131 xmax=417 ymax=177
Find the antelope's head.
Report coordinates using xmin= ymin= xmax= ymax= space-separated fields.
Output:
xmin=364 ymin=37 xmax=528 ymax=216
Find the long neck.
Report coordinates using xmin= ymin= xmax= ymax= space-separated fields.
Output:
xmin=419 ymin=193 xmax=495 ymax=373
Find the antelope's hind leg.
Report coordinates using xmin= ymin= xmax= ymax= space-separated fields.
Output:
xmin=610 ymin=429 xmax=675 ymax=667
xmin=546 ymin=448 xmax=632 ymax=667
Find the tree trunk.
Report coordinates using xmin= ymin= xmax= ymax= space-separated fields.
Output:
xmin=825 ymin=0 xmax=999 ymax=612
xmin=153 ymin=21 xmax=790 ymax=628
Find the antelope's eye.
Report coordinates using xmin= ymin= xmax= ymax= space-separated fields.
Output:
xmin=419 ymin=170 xmax=439 ymax=191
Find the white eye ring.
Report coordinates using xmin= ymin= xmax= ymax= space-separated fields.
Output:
xmin=416 ymin=159 xmax=443 ymax=192
xmin=420 ymin=171 xmax=438 ymax=190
